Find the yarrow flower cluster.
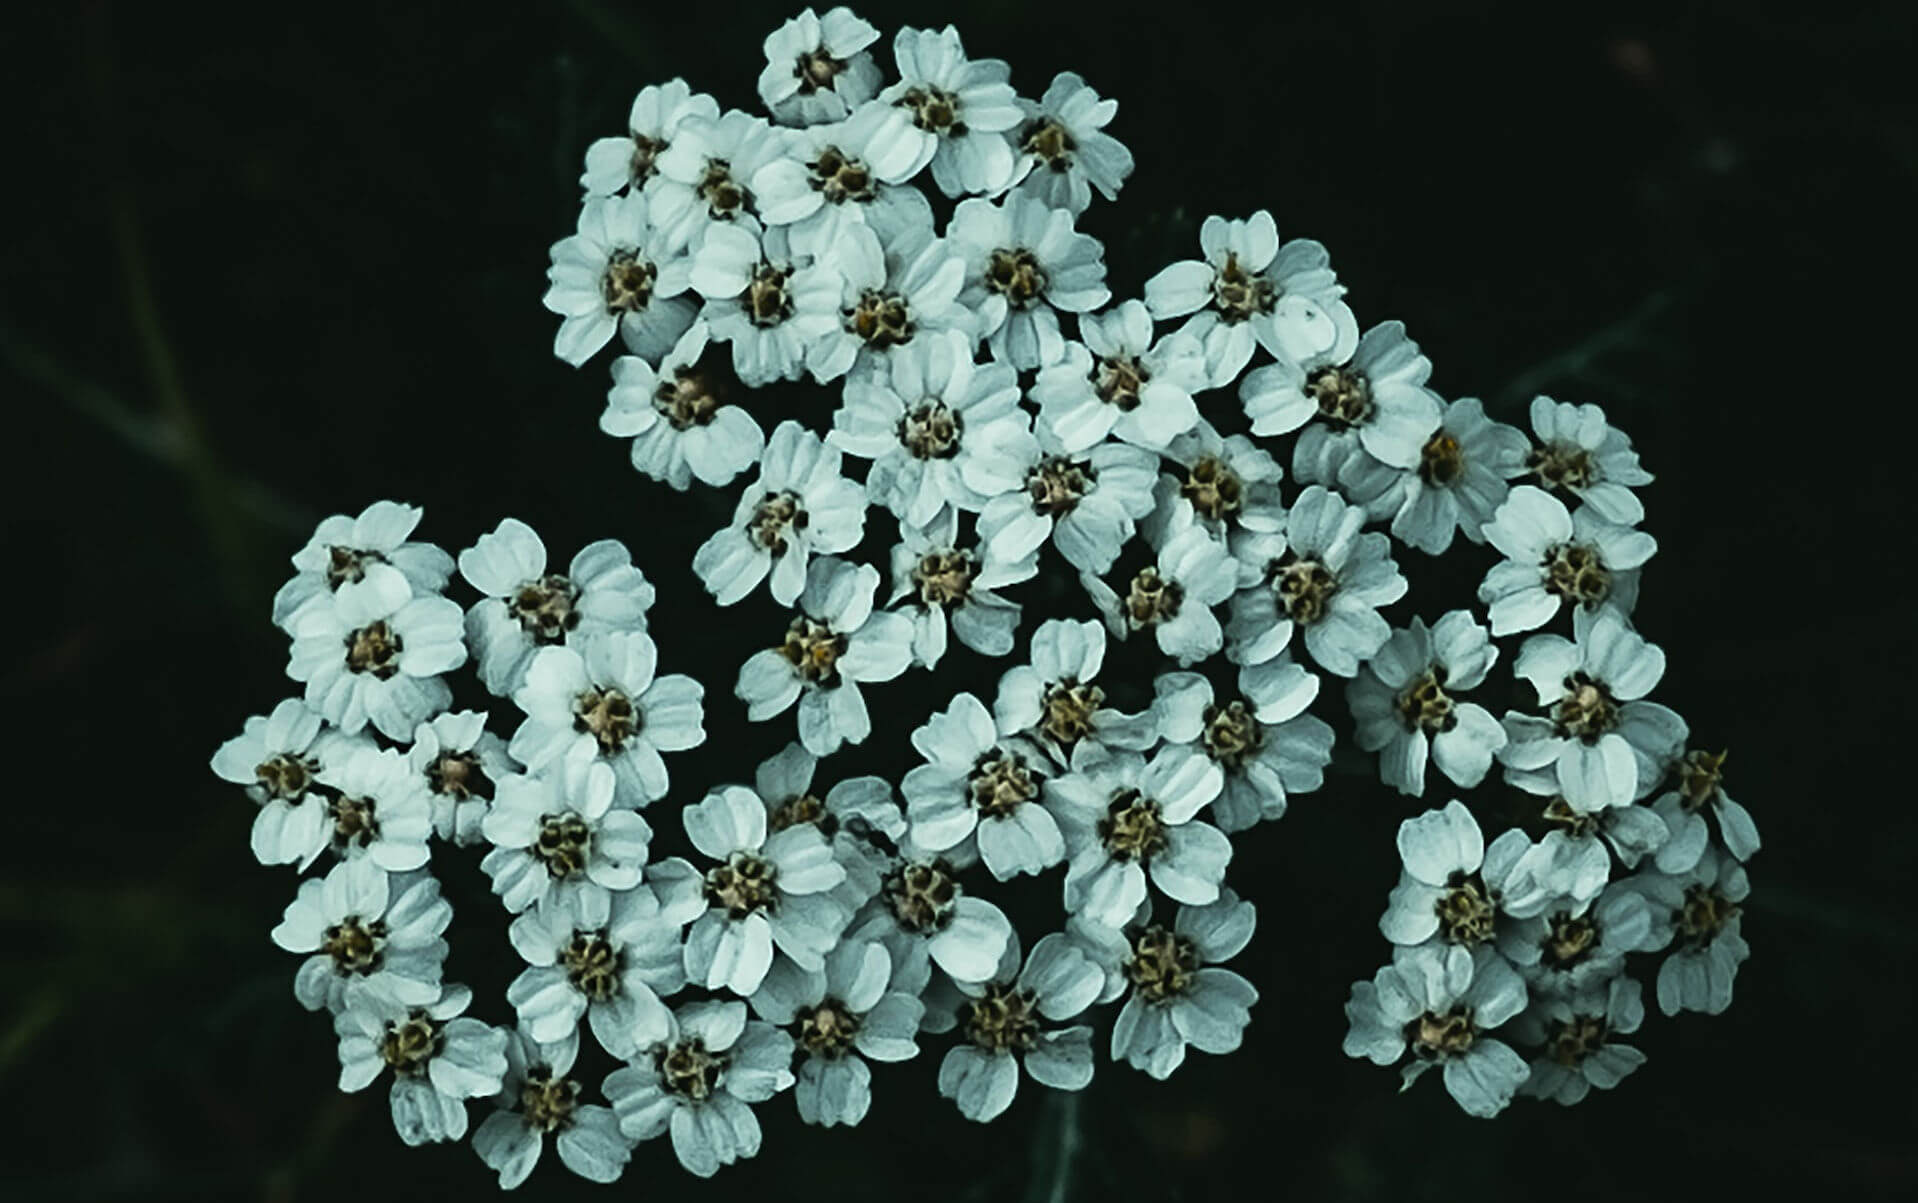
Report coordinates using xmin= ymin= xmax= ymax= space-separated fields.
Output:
xmin=215 ymin=6 xmax=1758 ymax=1185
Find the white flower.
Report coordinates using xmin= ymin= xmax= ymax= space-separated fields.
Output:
xmin=1005 ymin=71 xmax=1134 ymax=214
xmin=1142 ymin=422 xmax=1285 ymax=545
xmin=1524 ymin=395 xmax=1655 ymax=525
xmin=946 ymin=192 xmax=1110 ymax=368
xmin=271 ymin=500 xmax=454 ymax=632
xmin=1378 ymin=801 xmax=1556 ymax=960
xmin=1225 ymin=485 xmax=1406 ymax=677
xmin=1337 ymin=396 xmax=1531 ymax=555
xmin=1084 ymin=509 xmax=1237 ymax=666
xmin=886 ymin=510 xmax=1030 ymax=668
xmin=751 ymin=740 xmax=906 ymax=911
xmin=1346 ymin=611 xmax=1507 ymax=795
xmin=749 ymin=105 xmax=937 ymax=276
xmin=939 ymin=932 xmax=1104 ymax=1120
xmin=270 ymin=859 xmax=450 ymax=1013
xmin=1050 ymin=745 xmax=1230 ymax=929
xmin=1152 ymin=663 xmax=1334 ymax=833
xmin=460 ymin=519 xmax=656 ymax=696
xmin=212 ymin=698 xmax=366 ymax=868
xmin=1090 ymin=890 xmax=1259 ymax=1080
xmin=976 ymin=440 xmax=1159 ymax=575
xmin=691 ymin=222 xmax=847 ymax=385
xmin=848 ymin=854 xmax=1014 ymax=987
xmin=1477 ymin=485 xmax=1654 ymax=637
xmin=749 ymin=938 xmax=923 ymax=1127
xmin=990 ymin=617 xmax=1157 ymax=767
xmin=473 ymin=1031 xmax=634 ymax=1188
xmin=603 ymin=1000 xmax=795 ymax=1178
xmin=735 ymin=557 xmax=915 ymax=756
xmin=1341 ymin=943 xmax=1531 ymax=1118
xmin=1030 ymin=302 xmax=1204 ymax=453
xmin=333 ymin=983 xmax=507 ymax=1146
xmin=581 ymin=79 xmax=719 ymax=197
xmin=1513 ymin=975 xmax=1648 ymax=1105
xmin=1498 ymin=881 xmax=1660 ymax=998
xmin=1630 ymin=845 xmax=1751 ymax=1016
xmin=602 ymin=321 xmax=767 ymax=490
xmin=542 ymin=191 xmax=696 ymax=366
xmin=286 ymin=583 xmax=464 ymax=740
xmin=1498 ymin=606 xmax=1683 ymax=811
xmin=649 ymin=109 xmax=792 ymax=254
xmin=407 ymin=710 xmax=514 ymax=847
xmin=829 ymin=327 xmax=1033 ymax=526
xmin=1650 ymin=745 xmax=1760 ymax=872
xmin=693 ymin=420 xmax=868 ymax=606
xmin=479 ymin=757 xmax=651 ymax=915
xmin=903 ymin=692 xmax=1064 ymax=880
xmin=806 ymin=215 xmax=975 ymax=380
xmin=506 ymin=881 xmax=695 ymax=1058
xmin=1523 ymin=797 xmax=1671 ymax=905
xmin=876 ymin=25 xmax=1023 ymax=196
xmin=508 ymin=631 xmax=705 ymax=807
xmin=680 ymin=784 xmax=851 ymax=995
xmin=312 ymin=742 xmax=434 ymax=872
xmin=1144 ymin=209 xmax=1359 ymax=387
xmin=758 ymin=7 xmax=883 ymax=126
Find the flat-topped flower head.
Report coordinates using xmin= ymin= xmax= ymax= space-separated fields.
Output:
xmin=876 ymin=25 xmax=1024 ymax=196
xmin=1153 ymin=662 xmax=1334 ymax=833
xmin=1513 ymin=975 xmax=1649 ymax=1106
xmin=1225 ymin=485 xmax=1407 ymax=678
xmin=334 ymin=983 xmax=508 ymax=1147
xmin=1525 ymin=395 xmax=1655 ymax=525
xmin=1378 ymin=800 xmax=1556 ymax=963
xmin=976 ymin=439 xmax=1159 ymax=576
xmin=991 ymin=618 xmax=1157 ymax=768
xmin=602 ymin=320 xmax=766 ymax=490
xmin=748 ymin=938 xmax=924 ymax=1127
xmin=1646 ymin=721 xmax=1760 ymax=871
xmin=271 ymin=859 xmax=451 ymax=1014
xmin=1498 ymin=606 xmax=1683 ymax=812
xmin=736 ymin=557 xmax=915 ymax=756
xmin=1144 ymin=209 xmax=1359 ymax=387
xmin=272 ymin=500 xmax=454 ymax=633
xmin=758 ymin=8 xmax=883 ymax=126
xmin=1031 ymin=301 xmax=1204 ymax=453
xmin=286 ymin=580 xmax=465 ymax=740
xmin=1337 ymin=395 xmax=1531 ymax=555
xmin=213 ymin=698 xmax=370 ymax=869
xmin=886 ymin=511 xmax=1030 ymax=668
xmin=1084 ymin=507 xmax=1238 ymax=666
xmin=473 ymin=1030 xmax=635 ymax=1187
xmin=752 ymin=741 xmax=906 ymax=911
xmin=581 ymin=79 xmax=719 ymax=198
xmin=479 ymin=757 xmax=651 ymax=916
xmin=406 ymin=710 xmax=513 ymax=847
xmin=1347 ymin=611 xmax=1507 ymax=796
xmin=603 ymin=999 xmax=796 ymax=1177
xmin=1497 ymin=881 xmax=1660 ymax=997
xmin=1630 ymin=845 xmax=1751 ymax=1016
xmin=543 ymin=191 xmax=696 ymax=366
xmin=461 ymin=520 xmax=656 ymax=697
xmin=1006 ymin=70 xmax=1134 ymax=214
xmin=1342 ymin=943 xmax=1531 ymax=1117
xmin=694 ymin=420 xmax=868 ymax=606
xmin=903 ymin=691 xmax=1064 ymax=880
xmin=946 ymin=192 xmax=1110 ymax=368
xmin=506 ymin=880 xmax=696 ymax=1058
xmin=1050 ymin=745 xmax=1230 ymax=930
xmin=691 ymin=222 xmax=848 ymax=386
xmin=847 ymin=853 xmax=1014 ymax=988
xmin=650 ymin=109 xmax=791 ymax=252
xmin=939 ymin=931 xmax=1104 ymax=1120
xmin=1477 ymin=485 xmax=1655 ymax=637
xmin=310 ymin=742 xmax=434 ymax=872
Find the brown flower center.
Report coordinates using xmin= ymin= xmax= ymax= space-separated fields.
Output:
xmin=1676 ymin=884 xmax=1738 ymax=948
xmin=912 ymin=548 xmax=974 ymax=608
xmin=779 ymin=617 xmax=847 ymax=686
xmin=521 ymin=1066 xmax=580 ymax=1132
xmin=1124 ymin=924 xmax=1199 ymax=1004
xmin=562 ymin=932 xmax=623 ymax=1001
xmin=602 ymin=249 xmax=656 ymax=314
xmin=900 ymin=399 xmax=962 ymax=458
xmin=532 ymin=813 xmax=592 ymax=879
xmin=768 ymin=792 xmax=834 ymax=835
xmin=847 ymin=289 xmax=914 ymax=350
xmin=1270 ymin=556 xmax=1339 ymax=625
xmin=573 ymin=686 xmax=638 ymax=755
xmin=1395 ymin=670 xmax=1457 ymax=733
xmin=325 ymin=545 xmax=385 ymax=589
xmin=1435 ymin=873 xmax=1498 ymax=946
xmin=963 ymin=982 xmax=1041 ymax=1053
xmin=969 ymin=751 xmax=1039 ymax=819
xmin=1200 ymin=700 xmax=1263 ymax=771
xmin=884 ymin=859 xmax=958 ymax=933
xmin=1546 ymin=1014 xmax=1609 ymax=1066
xmin=1027 ymin=456 xmax=1092 ymax=516
xmin=510 ymin=574 xmax=581 ymax=645
xmin=654 ymin=358 xmax=725 ymax=430
xmin=426 ymin=750 xmax=494 ymax=801
xmin=1038 ymin=678 xmax=1104 ymax=748
xmin=256 ymin=752 xmax=319 ymax=801
xmin=1092 ymin=352 xmax=1146 ymax=411
xmin=1123 ymin=566 xmax=1183 ymax=629
xmin=1305 ymin=365 xmax=1372 ymax=426
xmin=379 ymin=1012 xmax=441 ymax=1078
xmin=1020 ymin=117 xmax=1075 ymax=169
xmin=1098 ymin=788 xmax=1167 ymax=863
xmin=746 ymin=262 xmax=794 ymax=328
xmin=627 ymin=133 xmax=665 ymax=187
xmin=747 ymin=490 xmax=808 ymax=555
xmin=796 ymin=47 xmax=844 ymax=93
xmin=1407 ymin=1007 xmax=1476 ymax=1058
xmin=808 ymin=144 xmax=874 ymax=204
xmin=1529 ymin=440 xmax=1596 ymax=491
xmin=1181 ymin=454 xmax=1243 ymax=522
xmin=657 ymin=1038 xmax=727 ymax=1101
xmin=796 ymin=998 xmax=862 ymax=1059
xmin=322 ymin=916 xmax=386 ymax=975
xmin=1552 ymin=673 xmax=1618 ymax=743
xmin=1541 ymin=911 xmax=1599 ymax=968
xmin=898 ymin=86 xmax=964 ymax=135
xmin=328 ymin=794 xmax=380 ymax=851
xmin=985 ymin=247 xmax=1047 ymax=308
xmin=1676 ymin=749 xmax=1728 ymax=813
xmin=1211 ymin=252 xmax=1275 ymax=322
xmin=697 ymin=159 xmax=746 ymax=218
xmin=703 ymin=851 xmax=780 ymax=919
xmin=344 ymin=620 xmax=403 ymax=679
xmin=1543 ymin=543 xmax=1612 ymax=608
xmin=1419 ymin=431 xmax=1464 ymax=486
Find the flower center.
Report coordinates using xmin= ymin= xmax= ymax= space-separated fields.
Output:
xmin=1541 ymin=911 xmax=1599 ymax=968
xmin=627 ymin=133 xmax=665 ymax=187
xmin=344 ymin=620 xmax=403 ymax=679
xmin=779 ymin=616 xmax=847 ymax=686
xmin=256 ymin=752 xmax=319 ymax=801
xmin=808 ymin=144 xmax=874 ymax=204
xmin=1027 ymin=456 xmax=1092 ymax=516
xmin=510 ymin=573 xmax=581 ymax=645
xmin=322 ymin=915 xmax=386 ymax=975
xmin=1305 ymin=365 xmax=1372 ymax=426
xmin=899 ymin=399 xmax=962 ymax=458
xmin=1200 ymin=700 xmax=1264 ymax=770
xmin=1180 ymin=455 xmax=1242 ymax=522
xmin=602 ymin=249 xmax=656 ymax=314
xmin=696 ymin=159 xmax=746 ymax=219
xmin=747 ymin=490 xmax=808 ymax=555
xmin=898 ymin=85 xmax=964 ymax=135
xmin=1676 ymin=884 xmax=1738 ymax=948
xmin=969 ymin=750 xmax=1039 ymax=819
xmin=1543 ymin=543 xmax=1612 ymax=607
xmin=1545 ymin=1014 xmax=1609 ymax=1066
xmin=746 ymin=262 xmax=794 ymax=328
xmin=1270 ymin=555 xmax=1339 ymax=625
xmin=1092 ymin=352 xmax=1147 ymax=411
xmin=326 ymin=545 xmax=386 ymax=589
xmin=1395 ymin=669 xmax=1457 ymax=733
xmin=532 ymin=813 xmax=592 ymax=879
xmin=521 ymin=1066 xmax=580 ymax=1132
xmin=654 ymin=358 xmax=725 ymax=430
xmin=1124 ymin=924 xmax=1200 ymax=1004
xmin=768 ymin=792 xmax=835 ymax=835
xmin=1038 ymin=677 xmax=1104 ymax=748
xmin=562 ymin=931 xmax=623 ymax=1001
xmin=1676 ymin=749 xmax=1728 ymax=813
xmin=884 ymin=859 xmax=958 ymax=933
xmin=985 ymin=247 xmax=1047 ymax=308
xmin=1419 ymin=431 xmax=1464 ymax=486
xmin=847 ymin=289 xmax=914 ymax=350
xmin=912 ymin=548 xmax=974 ymax=608
xmin=703 ymin=851 xmax=780 ymax=919
xmin=1529 ymin=440 xmax=1596 ymax=491
xmin=795 ymin=47 xmax=844 ymax=93
xmin=1541 ymin=796 xmax=1597 ymax=839
xmin=657 ymin=1038 xmax=727 ymax=1101
xmin=1435 ymin=873 xmax=1497 ymax=946
xmin=379 ymin=1011 xmax=442 ymax=1078
xmin=1020 ymin=117 xmax=1075 ymax=169
xmin=1407 ymin=1007 xmax=1476 ymax=1058
xmin=1123 ymin=566 xmax=1183 ymax=629
xmin=573 ymin=686 xmax=638 ymax=755
xmin=1098 ymin=788 xmax=1167 ymax=862
xmin=1211 ymin=252 xmax=1275 ymax=323
xmin=963 ymin=982 xmax=1042 ymax=1053
xmin=426 ymin=750 xmax=494 ymax=801
xmin=795 ymin=998 xmax=862 ymax=1059
xmin=1552 ymin=673 xmax=1618 ymax=743
xmin=329 ymin=794 xmax=380 ymax=852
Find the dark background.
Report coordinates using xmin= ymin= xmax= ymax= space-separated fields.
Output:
xmin=5 ymin=1 xmax=1915 ymax=1199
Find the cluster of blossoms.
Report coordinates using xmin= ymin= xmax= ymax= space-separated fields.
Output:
xmin=214 ymin=6 xmax=1758 ymax=1186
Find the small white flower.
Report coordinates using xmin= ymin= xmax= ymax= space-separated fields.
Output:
xmin=581 ymin=79 xmax=719 ymax=198
xmin=1090 ymin=890 xmax=1259 ymax=1080
xmin=750 ymin=105 xmax=937 ymax=276
xmin=479 ymin=757 xmax=651 ymax=915
xmin=1378 ymin=801 xmax=1556 ymax=960
xmin=1649 ymin=744 xmax=1759 ymax=872
xmin=460 ymin=519 xmax=656 ymax=696
xmin=603 ymin=1000 xmax=795 ymax=1178
xmin=1498 ymin=882 xmax=1661 ymax=998
xmin=286 ymin=584 xmax=464 ymax=740
xmin=976 ymin=440 xmax=1159 ymax=575
xmin=1144 ymin=209 xmax=1359 ymax=387
xmin=1005 ymin=71 xmax=1134 ymax=214
xmin=333 ymin=982 xmax=507 ymax=1146
xmin=1346 ymin=611 xmax=1507 ymax=795
xmin=542 ymin=191 xmax=696 ymax=366
xmin=876 ymin=25 xmax=1024 ymax=196
xmin=1477 ymin=485 xmax=1654 ymax=637
xmin=757 ymin=7 xmax=884 ymax=126
xmin=271 ymin=859 xmax=451 ymax=1013
xmin=1498 ymin=606 xmax=1683 ymax=811
xmin=271 ymin=500 xmax=453 ymax=632
xmin=1224 ymin=485 xmax=1407 ymax=677
xmin=1151 ymin=663 xmax=1334 ymax=833
xmin=830 ymin=327 xmax=1034 ymax=527
xmin=849 ymin=854 xmax=1015 ymax=987
xmin=212 ymin=698 xmax=368 ymax=868
xmin=886 ymin=510 xmax=1030 ymax=668
xmin=946 ymin=192 xmax=1110 ymax=368
xmin=1084 ymin=509 xmax=1238 ymax=666
xmin=506 ymin=881 xmax=695 ymax=1058
xmin=735 ymin=557 xmax=915 ymax=756
xmin=1523 ymin=796 xmax=1671 ymax=905
xmin=751 ymin=740 xmax=906 ymax=912
xmin=939 ymin=931 xmax=1104 ymax=1120
xmin=1524 ymin=395 xmax=1655 ymax=525
xmin=649 ymin=109 xmax=792 ymax=254
xmin=1337 ymin=396 xmax=1531 ymax=555
xmin=1142 ymin=422 xmax=1286 ymax=545
xmin=693 ymin=420 xmax=868 ymax=606
xmin=407 ymin=710 xmax=514 ymax=847
xmin=990 ymin=617 xmax=1157 ymax=767
xmin=1050 ymin=745 xmax=1230 ymax=929
xmin=603 ymin=321 xmax=767 ymax=490
xmin=508 ymin=631 xmax=705 ymax=807
xmin=1630 ymin=845 xmax=1751 ymax=1016
xmin=1030 ymin=302 xmax=1205 ymax=453
xmin=1341 ymin=943 xmax=1531 ymax=1117
xmin=1513 ymin=975 xmax=1649 ymax=1105
xmin=903 ymin=692 xmax=1064 ymax=880
xmin=692 ymin=222 xmax=847 ymax=385
xmin=750 ymin=938 xmax=923 ymax=1127
xmin=312 ymin=741 xmax=434 ymax=872
xmin=473 ymin=1031 xmax=635 ymax=1188
xmin=806 ymin=216 xmax=975 ymax=381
